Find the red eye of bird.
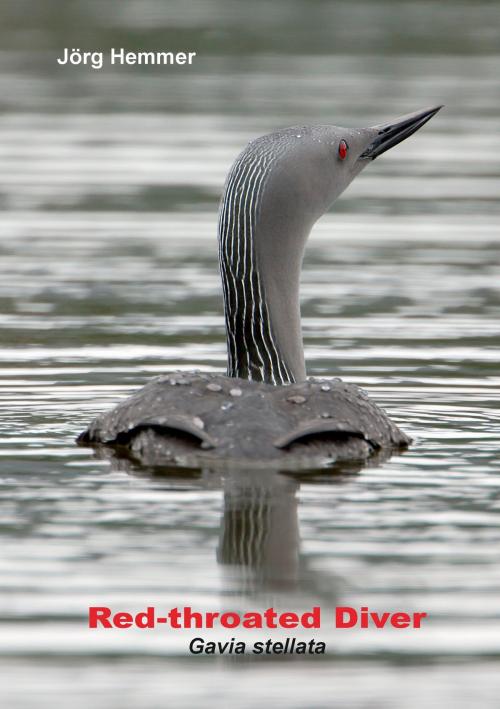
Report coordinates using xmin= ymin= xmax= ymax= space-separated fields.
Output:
xmin=338 ymin=139 xmax=348 ymax=160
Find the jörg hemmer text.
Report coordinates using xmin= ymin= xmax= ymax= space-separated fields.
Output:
xmin=57 ymin=48 xmax=197 ymax=70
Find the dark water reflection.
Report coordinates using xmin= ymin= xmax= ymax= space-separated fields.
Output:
xmin=1 ymin=1 xmax=500 ymax=707
xmin=217 ymin=470 xmax=302 ymax=592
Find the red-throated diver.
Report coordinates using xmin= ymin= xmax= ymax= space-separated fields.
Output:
xmin=78 ymin=106 xmax=442 ymax=468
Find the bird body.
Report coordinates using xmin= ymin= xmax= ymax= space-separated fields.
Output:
xmin=78 ymin=372 xmax=410 ymax=468
xmin=78 ymin=106 xmax=442 ymax=468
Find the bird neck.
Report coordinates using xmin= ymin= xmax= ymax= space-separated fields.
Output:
xmin=219 ymin=242 xmax=305 ymax=385
xmin=217 ymin=150 xmax=306 ymax=385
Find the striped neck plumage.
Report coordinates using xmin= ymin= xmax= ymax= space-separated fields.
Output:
xmin=217 ymin=138 xmax=302 ymax=386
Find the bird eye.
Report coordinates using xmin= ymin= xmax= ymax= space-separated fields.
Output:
xmin=338 ymin=139 xmax=348 ymax=160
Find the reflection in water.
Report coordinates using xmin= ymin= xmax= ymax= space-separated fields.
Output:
xmin=92 ymin=446 xmax=306 ymax=593
xmin=217 ymin=470 xmax=301 ymax=592
xmin=216 ymin=455 xmax=395 ymax=595
xmin=94 ymin=445 xmax=375 ymax=598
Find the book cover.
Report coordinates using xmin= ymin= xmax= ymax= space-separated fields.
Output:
xmin=1 ymin=1 xmax=499 ymax=707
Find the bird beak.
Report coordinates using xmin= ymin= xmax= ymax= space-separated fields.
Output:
xmin=359 ymin=105 xmax=443 ymax=160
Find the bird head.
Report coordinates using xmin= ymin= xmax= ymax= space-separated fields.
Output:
xmin=257 ymin=105 xmax=443 ymax=224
